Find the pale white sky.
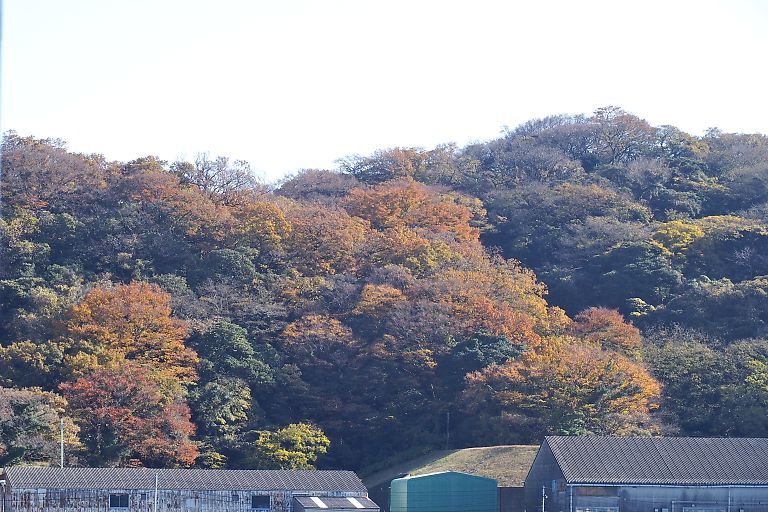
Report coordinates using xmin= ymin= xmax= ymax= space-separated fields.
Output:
xmin=2 ymin=0 xmax=767 ymax=181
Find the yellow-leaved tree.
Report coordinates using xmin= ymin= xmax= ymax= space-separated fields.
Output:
xmin=251 ymin=423 xmax=330 ymax=469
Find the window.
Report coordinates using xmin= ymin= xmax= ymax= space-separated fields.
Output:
xmin=44 ymin=490 xmax=63 ymax=507
xmin=252 ymin=495 xmax=270 ymax=509
xmin=232 ymin=493 xmax=240 ymax=503
xmin=110 ymin=494 xmax=129 ymax=508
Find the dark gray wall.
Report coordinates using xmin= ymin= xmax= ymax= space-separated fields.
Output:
xmin=500 ymin=487 xmax=524 ymax=512
xmin=524 ymin=441 xmax=566 ymax=512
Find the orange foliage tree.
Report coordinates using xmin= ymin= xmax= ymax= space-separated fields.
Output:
xmin=464 ymin=339 xmax=661 ymax=440
xmin=63 ymin=282 xmax=198 ymax=385
xmin=343 ymin=179 xmax=479 ymax=243
xmin=282 ymin=203 xmax=370 ymax=276
xmin=229 ymin=198 xmax=292 ymax=262
xmin=570 ymin=307 xmax=643 ymax=358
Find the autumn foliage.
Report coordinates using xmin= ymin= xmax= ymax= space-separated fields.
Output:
xmin=60 ymin=362 xmax=198 ymax=467
xmin=464 ymin=340 xmax=661 ymax=439
xmin=6 ymin=108 xmax=768 ymax=469
xmin=64 ymin=282 xmax=198 ymax=384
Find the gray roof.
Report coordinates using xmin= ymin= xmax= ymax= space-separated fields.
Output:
xmin=545 ymin=436 xmax=768 ymax=486
xmin=294 ymin=496 xmax=378 ymax=511
xmin=2 ymin=467 xmax=368 ymax=492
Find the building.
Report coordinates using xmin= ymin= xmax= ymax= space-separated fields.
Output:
xmin=390 ymin=471 xmax=498 ymax=512
xmin=293 ymin=496 xmax=378 ymax=512
xmin=524 ymin=436 xmax=768 ymax=512
xmin=499 ymin=487 xmax=525 ymax=512
xmin=0 ymin=467 xmax=379 ymax=512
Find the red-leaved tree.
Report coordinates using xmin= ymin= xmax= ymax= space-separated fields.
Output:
xmin=60 ymin=362 xmax=198 ymax=467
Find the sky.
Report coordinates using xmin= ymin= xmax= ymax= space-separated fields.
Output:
xmin=2 ymin=0 xmax=768 ymax=182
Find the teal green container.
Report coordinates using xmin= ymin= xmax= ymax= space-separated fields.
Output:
xmin=390 ymin=471 xmax=498 ymax=512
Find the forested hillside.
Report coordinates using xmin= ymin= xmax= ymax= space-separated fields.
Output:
xmin=2 ymin=107 xmax=768 ymax=470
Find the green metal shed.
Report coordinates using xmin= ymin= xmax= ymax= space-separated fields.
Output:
xmin=390 ymin=471 xmax=498 ymax=512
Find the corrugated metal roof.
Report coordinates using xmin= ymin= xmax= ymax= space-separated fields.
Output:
xmin=2 ymin=467 xmax=368 ymax=492
xmin=545 ymin=436 xmax=768 ymax=486
xmin=294 ymin=496 xmax=378 ymax=511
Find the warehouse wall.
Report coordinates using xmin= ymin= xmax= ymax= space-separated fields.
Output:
xmin=499 ymin=487 xmax=524 ymax=512
xmin=2 ymin=488 xmax=365 ymax=512
xmin=610 ymin=486 xmax=768 ymax=512
xmin=523 ymin=442 xmax=564 ymax=512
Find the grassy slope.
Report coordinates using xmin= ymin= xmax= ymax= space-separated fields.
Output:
xmin=409 ymin=445 xmax=539 ymax=486
xmin=362 ymin=445 xmax=539 ymax=511
xmin=363 ymin=445 xmax=539 ymax=488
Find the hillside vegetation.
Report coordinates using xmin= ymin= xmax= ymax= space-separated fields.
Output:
xmin=2 ymin=107 xmax=768 ymax=470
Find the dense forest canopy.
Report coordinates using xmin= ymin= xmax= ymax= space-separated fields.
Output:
xmin=2 ymin=107 xmax=768 ymax=470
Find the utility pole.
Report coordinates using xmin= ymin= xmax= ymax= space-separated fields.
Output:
xmin=445 ymin=411 xmax=450 ymax=449
xmin=60 ymin=418 xmax=65 ymax=468
xmin=0 ymin=0 xmax=4 ymax=222
xmin=1 ymin=479 xmax=7 ymax=512
xmin=541 ymin=485 xmax=546 ymax=512
xmin=153 ymin=473 xmax=159 ymax=512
